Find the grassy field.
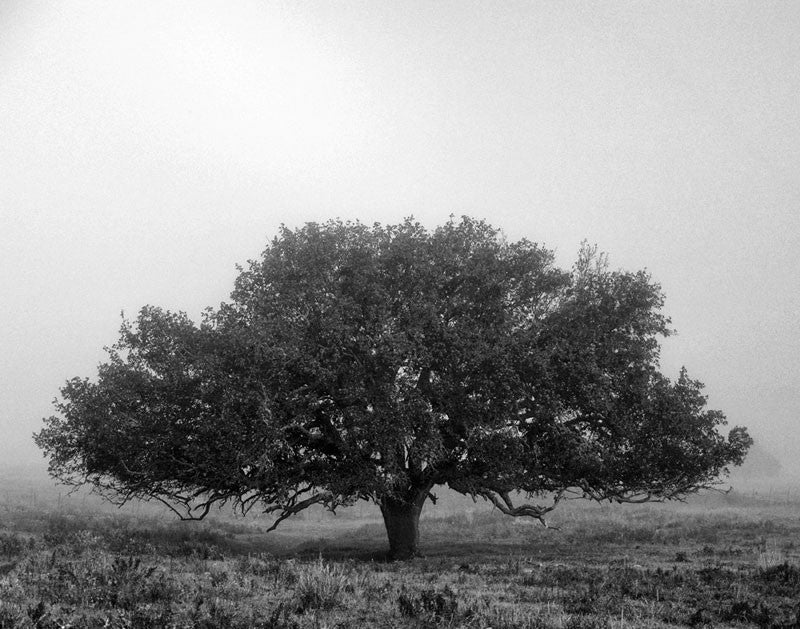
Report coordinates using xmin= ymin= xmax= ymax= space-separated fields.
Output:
xmin=1 ymin=473 xmax=799 ymax=628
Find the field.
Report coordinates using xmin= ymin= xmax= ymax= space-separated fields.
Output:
xmin=1 ymin=469 xmax=799 ymax=628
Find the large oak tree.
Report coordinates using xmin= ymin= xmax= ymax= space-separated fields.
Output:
xmin=36 ymin=217 xmax=751 ymax=558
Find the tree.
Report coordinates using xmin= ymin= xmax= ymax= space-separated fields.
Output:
xmin=35 ymin=217 xmax=751 ymax=559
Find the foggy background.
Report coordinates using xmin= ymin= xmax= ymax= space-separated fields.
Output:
xmin=1 ymin=2 xmax=798 ymax=482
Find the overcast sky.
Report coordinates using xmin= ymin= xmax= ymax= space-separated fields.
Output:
xmin=1 ymin=1 xmax=798 ymax=471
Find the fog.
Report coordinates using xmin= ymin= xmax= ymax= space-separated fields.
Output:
xmin=1 ymin=2 xmax=798 ymax=480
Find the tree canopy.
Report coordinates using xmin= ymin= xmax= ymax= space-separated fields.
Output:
xmin=36 ymin=217 xmax=751 ymax=558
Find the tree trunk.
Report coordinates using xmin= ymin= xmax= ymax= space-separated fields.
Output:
xmin=379 ymin=488 xmax=429 ymax=560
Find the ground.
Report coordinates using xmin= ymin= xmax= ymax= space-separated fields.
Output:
xmin=0 ymin=470 xmax=798 ymax=628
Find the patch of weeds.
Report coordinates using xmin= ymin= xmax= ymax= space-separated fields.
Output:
xmin=237 ymin=554 xmax=274 ymax=576
xmin=238 ymin=555 xmax=299 ymax=587
xmin=757 ymin=545 xmax=786 ymax=570
xmin=190 ymin=597 xmax=251 ymax=629
xmin=41 ymin=515 xmax=86 ymax=544
xmin=170 ymin=540 xmax=224 ymax=560
xmin=472 ymin=606 xmax=545 ymax=629
xmin=502 ymin=555 xmax=525 ymax=575
xmin=696 ymin=565 xmax=739 ymax=587
xmin=209 ymin=568 xmax=229 ymax=588
xmin=687 ymin=606 xmax=714 ymax=627
xmin=16 ymin=551 xmax=179 ymax=612
xmin=84 ymin=555 xmax=170 ymax=610
xmin=563 ymin=617 xmax=607 ymax=629
xmin=522 ymin=563 xmax=603 ymax=590
xmin=760 ymin=561 xmax=800 ymax=585
xmin=264 ymin=602 xmax=300 ymax=629
xmin=42 ymin=519 xmax=102 ymax=554
xmin=18 ymin=601 xmax=84 ymax=629
xmin=397 ymin=585 xmax=461 ymax=625
xmin=0 ymin=601 xmax=22 ymax=629
xmin=0 ymin=603 xmax=24 ymax=628
xmin=457 ymin=561 xmax=480 ymax=574
xmin=562 ymin=579 xmax=602 ymax=615
xmin=0 ymin=532 xmax=27 ymax=558
xmin=721 ymin=599 xmax=774 ymax=626
xmin=759 ymin=561 xmax=800 ymax=597
xmin=26 ymin=600 xmax=48 ymax=626
xmin=103 ymin=555 xmax=165 ymax=606
xmin=103 ymin=528 xmax=156 ymax=555
xmin=294 ymin=558 xmax=350 ymax=612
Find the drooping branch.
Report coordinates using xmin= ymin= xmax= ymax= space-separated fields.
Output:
xmin=82 ymin=470 xmax=224 ymax=521
xmin=152 ymin=495 xmax=214 ymax=521
xmin=477 ymin=489 xmax=565 ymax=528
xmin=263 ymin=489 xmax=334 ymax=533
xmin=574 ymin=474 xmax=729 ymax=505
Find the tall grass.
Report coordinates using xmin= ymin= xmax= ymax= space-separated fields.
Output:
xmin=2 ymin=489 xmax=800 ymax=627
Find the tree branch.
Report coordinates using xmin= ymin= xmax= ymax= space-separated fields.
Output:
xmin=478 ymin=489 xmax=564 ymax=528
xmin=263 ymin=490 xmax=334 ymax=533
xmin=151 ymin=495 xmax=213 ymax=521
xmin=574 ymin=475 xmax=727 ymax=504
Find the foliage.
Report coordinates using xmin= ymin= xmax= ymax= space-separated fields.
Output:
xmin=35 ymin=217 xmax=751 ymax=557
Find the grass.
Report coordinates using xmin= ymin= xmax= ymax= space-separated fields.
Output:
xmin=1 ymin=485 xmax=800 ymax=627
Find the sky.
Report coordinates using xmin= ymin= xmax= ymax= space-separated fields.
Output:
xmin=1 ymin=1 xmax=798 ymax=474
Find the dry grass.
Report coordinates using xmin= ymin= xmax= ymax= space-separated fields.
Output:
xmin=1 ymin=485 xmax=800 ymax=627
